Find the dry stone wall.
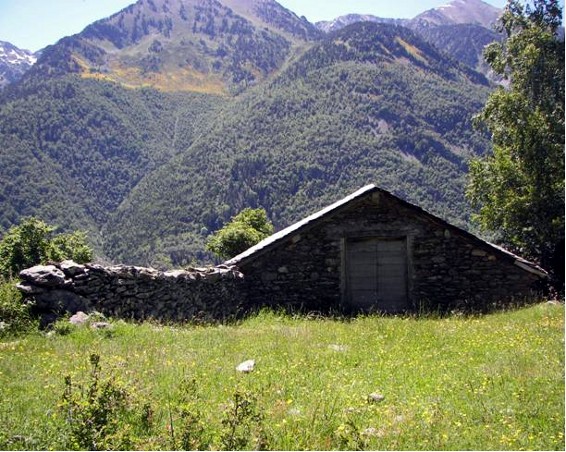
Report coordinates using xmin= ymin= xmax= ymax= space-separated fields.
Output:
xmin=18 ymin=260 xmax=247 ymax=325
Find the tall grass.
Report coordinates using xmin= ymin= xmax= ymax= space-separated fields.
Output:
xmin=0 ymin=302 xmax=564 ymax=450
xmin=0 ymin=279 xmax=36 ymax=339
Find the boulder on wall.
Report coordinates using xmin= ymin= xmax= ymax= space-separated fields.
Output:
xmin=19 ymin=265 xmax=68 ymax=287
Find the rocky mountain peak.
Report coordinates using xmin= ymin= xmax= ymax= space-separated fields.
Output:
xmin=316 ymin=15 xmax=407 ymax=34
xmin=413 ymin=0 xmax=502 ymax=28
xmin=0 ymin=41 xmax=37 ymax=88
xmin=26 ymin=0 xmax=321 ymax=93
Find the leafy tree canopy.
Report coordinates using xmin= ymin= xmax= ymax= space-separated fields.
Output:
xmin=0 ymin=217 xmax=93 ymax=279
xmin=206 ymin=208 xmax=274 ymax=260
xmin=467 ymin=0 xmax=564 ymax=289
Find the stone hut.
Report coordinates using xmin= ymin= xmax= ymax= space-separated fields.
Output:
xmin=227 ymin=184 xmax=547 ymax=314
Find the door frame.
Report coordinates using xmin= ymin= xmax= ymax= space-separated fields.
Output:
xmin=340 ymin=234 xmax=414 ymax=313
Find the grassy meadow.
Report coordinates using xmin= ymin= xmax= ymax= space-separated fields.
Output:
xmin=0 ymin=302 xmax=564 ymax=450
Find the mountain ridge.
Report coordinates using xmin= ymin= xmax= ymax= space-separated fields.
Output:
xmin=24 ymin=0 xmax=321 ymax=94
xmin=315 ymin=0 xmax=502 ymax=33
xmin=314 ymin=0 xmax=503 ymax=78
xmin=4 ymin=0 xmax=504 ymax=92
xmin=316 ymin=15 xmax=407 ymax=34
xmin=413 ymin=0 xmax=501 ymax=28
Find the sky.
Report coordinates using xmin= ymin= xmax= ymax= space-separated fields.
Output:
xmin=0 ymin=0 xmax=522 ymax=52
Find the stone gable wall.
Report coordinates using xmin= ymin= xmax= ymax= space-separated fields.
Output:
xmin=240 ymin=193 xmax=541 ymax=313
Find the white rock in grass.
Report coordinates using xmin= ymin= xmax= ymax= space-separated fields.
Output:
xmin=287 ymin=408 xmax=301 ymax=417
xmin=69 ymin=311 xmax=89 ymax=325
xmin=90 ymin=321 xmax=111 ymax=330
xmin=236 ymin=359 xmax=255 ymax=373
xmin=367 ymin=392 xmax=385 ymax=403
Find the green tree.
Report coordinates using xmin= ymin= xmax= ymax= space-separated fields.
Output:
xmin=0 ymin=217 xmax=94 ymax=278
xmin=50 ymin=231 xmax=94 ymax=264
xmin=467 ymin=0 xmax=564 ymax=289
xmin=206 ymin=208 xmax=274 ymax=260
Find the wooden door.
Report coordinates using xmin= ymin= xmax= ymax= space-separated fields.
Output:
xmin=346 ymin=238 xmax=408 ymax=313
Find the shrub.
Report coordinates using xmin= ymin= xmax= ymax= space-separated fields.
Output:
xmin=59 ymin=353 xmax=134 ymax=450
xmin=206 ymin=208 xmax=273 ymax=260
xmin=0 ymin=217 xmax=93 ymax=278
xmin=49 ymin=231 xmax=94 ymax=265
xmin=167 ymin=377 xmax=211 ymax=450
xmin=220 ymin=389 xmax=266 ymax=450
xmin=0 ymin=278 xmax=36 ymax=338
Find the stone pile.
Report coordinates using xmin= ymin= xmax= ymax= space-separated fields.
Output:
xmin=18 ymin=260 xmax=246 ymax=325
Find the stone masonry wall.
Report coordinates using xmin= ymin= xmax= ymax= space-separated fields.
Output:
xmin=240 ymin=193 xmax=542 ymax=313
xmin=17 ymin=260 xmax=247 ymax=325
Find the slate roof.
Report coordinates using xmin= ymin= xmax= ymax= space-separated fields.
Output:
xmin=225 ymin=184 xmax=547 ymax=278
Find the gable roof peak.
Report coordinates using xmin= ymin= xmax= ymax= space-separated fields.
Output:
xmin=225 ymin=184 xmax=378 ymax=266
xmin=224 ymin=184 xmax=547 ymax=279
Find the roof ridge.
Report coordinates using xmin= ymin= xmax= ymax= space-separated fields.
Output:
xmin=225 ymin=184 xmax=377 ymax=265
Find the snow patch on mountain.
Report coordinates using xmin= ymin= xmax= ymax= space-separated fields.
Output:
xmin=0 ymin=41 xmax=37 ymax=88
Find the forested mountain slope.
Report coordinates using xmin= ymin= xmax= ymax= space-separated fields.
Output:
xmin=414 ymin=23 xmax=501 ymax=76
xmin=103 ymin=22 xmax=492 ymax=267
xmin=0 ymin=1 xmax=498 ymax=268
xmin=1 ymin=0 xmax=318 ymax=253
xmin=0 ymin=76 xmax=225 ymax=250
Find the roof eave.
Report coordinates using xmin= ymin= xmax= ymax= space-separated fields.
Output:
xmin=513 ymin=259 xmax=548 ymax=278
xmin=225 ymin=184 xmax=378 ymax=266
